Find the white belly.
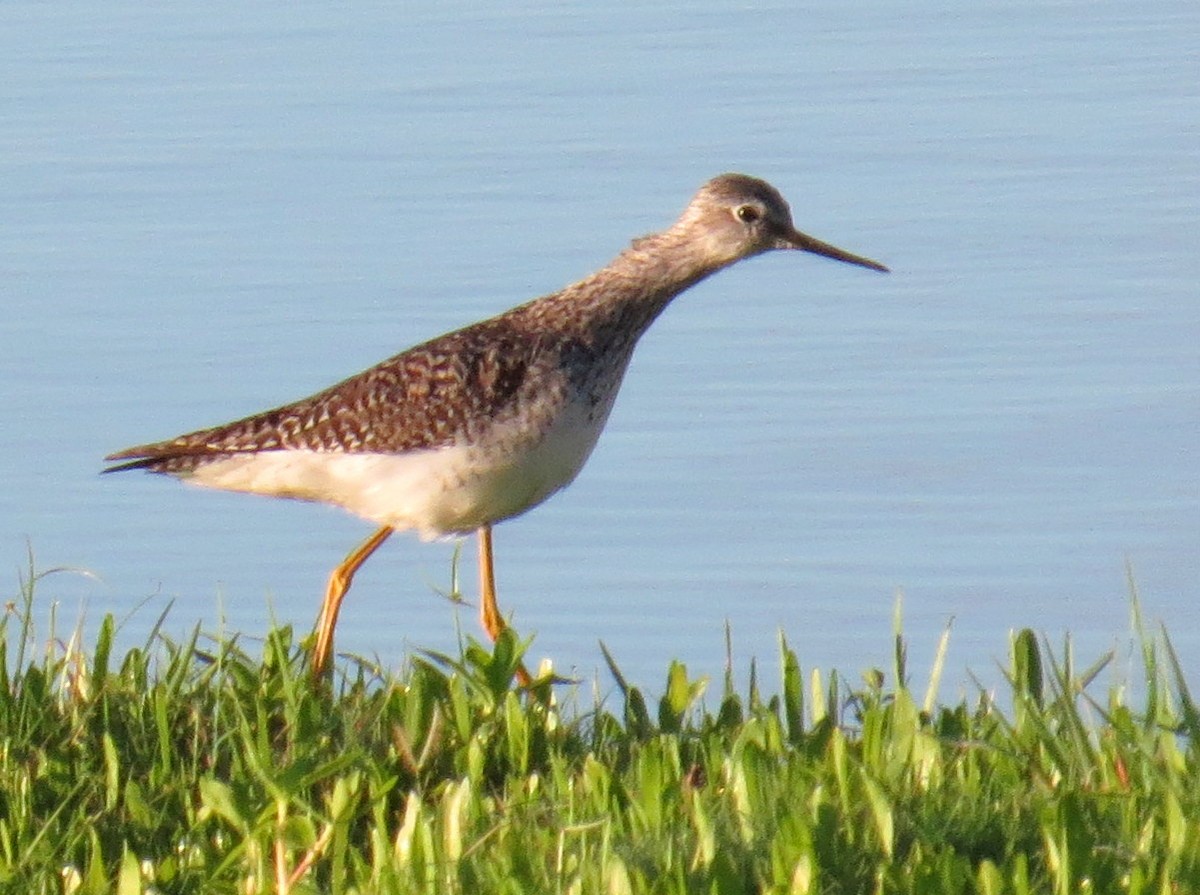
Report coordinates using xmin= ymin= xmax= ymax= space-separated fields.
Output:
xmin=181 ymin=397 xmax=612 ymax=538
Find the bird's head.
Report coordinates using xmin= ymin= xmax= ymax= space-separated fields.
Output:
xmin=678 ymin=173 xmax=889 ymax=272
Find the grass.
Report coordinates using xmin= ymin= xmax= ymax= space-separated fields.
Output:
xmin=1 ymin=563 xmax=1198 ymax=894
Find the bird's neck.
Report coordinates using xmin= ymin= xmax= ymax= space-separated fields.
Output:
xmin=514 ymin=227 xmax=736 ymax=346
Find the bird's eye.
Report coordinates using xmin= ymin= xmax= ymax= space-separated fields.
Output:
xmin=735 ymin=205 xmax=761 ymax=224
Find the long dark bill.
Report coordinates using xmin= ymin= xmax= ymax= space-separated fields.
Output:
xmin=785 ymin=228 xmax=889 ymax=273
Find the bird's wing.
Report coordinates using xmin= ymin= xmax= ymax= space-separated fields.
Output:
xmin=103 ymin=319 xmax=544 ymax=474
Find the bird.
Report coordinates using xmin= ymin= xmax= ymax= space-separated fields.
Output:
xmin=104 ymin=173 xmax=888 ymax=679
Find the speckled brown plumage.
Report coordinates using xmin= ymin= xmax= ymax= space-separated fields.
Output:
xmin=106 ymin=321 xmax=547 ymax=469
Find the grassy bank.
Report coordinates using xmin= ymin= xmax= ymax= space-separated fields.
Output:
xmin=1 ymin=567 xmax=1197 ymax=894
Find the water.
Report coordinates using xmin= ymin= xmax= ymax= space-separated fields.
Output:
xmin=3 ymin=2 xmax=1196 ymax=695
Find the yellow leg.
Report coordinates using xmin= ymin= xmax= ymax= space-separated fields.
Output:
xmin=312 ymin=525 xmax=393 ymax=678
xmin=477 ymin=524 xmax=531 ymax=685
xmin=477 ymin=524 xmax=502 ymax=641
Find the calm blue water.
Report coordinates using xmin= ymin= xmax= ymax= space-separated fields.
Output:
xmin=3 ymin=2 xmax=1197 ymax=695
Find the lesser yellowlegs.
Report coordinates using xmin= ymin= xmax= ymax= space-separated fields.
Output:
xmin=105 ymin=173 xmax=888 ymax=677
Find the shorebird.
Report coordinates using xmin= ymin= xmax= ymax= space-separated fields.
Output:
xmin=105 ymin=173 xmax=888 ymax=678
